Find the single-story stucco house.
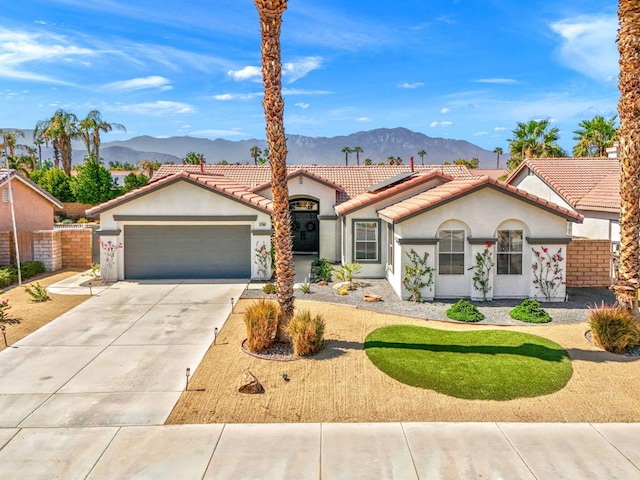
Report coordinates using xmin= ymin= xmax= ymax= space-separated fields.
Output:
xmin=87 ymin=164 xmax=583 ymax=302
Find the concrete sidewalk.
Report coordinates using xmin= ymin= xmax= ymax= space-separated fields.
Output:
xmin=0 ymin=422 xmax=638 ymax=479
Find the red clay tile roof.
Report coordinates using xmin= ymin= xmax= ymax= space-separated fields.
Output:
xmin=377 ymin=176 xmax=584 ymax=223
xmin=87 ymin=172 xmax=273 ymax=216
xmin=335 ymin=171 xmax=455 ymax=215
xmin=153 ymin=165 xmax=475 ymax=203
xmin=506 ymin=158 xmax=620 ymax=213
xmin=250 ymin=168 xmax=346 ymax=194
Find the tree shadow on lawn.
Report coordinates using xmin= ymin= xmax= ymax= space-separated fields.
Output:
xmin=364 ymin=340 xmax=569 ymax=362
xmin=313 ymin=339 xmax=363 ymax=360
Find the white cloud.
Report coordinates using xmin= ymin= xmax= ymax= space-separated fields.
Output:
xmin=356 ymin=117 xmax=373 ymax=122
xmin=430 ymin=121 xmax=453 ymax=127
xmin=212 ymin=93 xmax=259 ymax=101
xmin=103 ymin=75 xmax=172 ymax=91
xmin=473 ymin=131 xmax=489 ymax=136
xmin=0 ymin=28 xmax=95 ymax=83
xmin=228 ymin=65 xmax=262 ymax=82
xmin=110 ymin=100 xmax=195 ymax=115
xmin=440 ymin=107 xmax=450 ymax=114
xmin=295 ymin=102 xmax=310 ymax=109
xmin=282 ymin=88 xmax=331 ymax=95
xmin=283 ymin=56 xmax=323 ymax=83
xmin=474 ymin=78 xmax=517 ymax=84
xmin=398 ymin=82 xmax=424 ymax=89
xmin=494 ymin=126 xmax=508 ymax=131
xmin=550 ymin=14 xmax=618 ymax=81
xmin=228 ymin=57 xmax=323 ymax=84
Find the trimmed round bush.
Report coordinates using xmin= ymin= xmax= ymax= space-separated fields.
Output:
xmin=446 ymin=299 xmax=484 ymax=322
xmin=510 ymin=299 xmax=552 ymax=323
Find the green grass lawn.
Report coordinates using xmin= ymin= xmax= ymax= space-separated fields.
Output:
xmin=364 ymin=325 xmax=572 ymax=400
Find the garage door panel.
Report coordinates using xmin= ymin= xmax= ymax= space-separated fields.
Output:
xmin=124 ymin=225 xmax=250 ymax=279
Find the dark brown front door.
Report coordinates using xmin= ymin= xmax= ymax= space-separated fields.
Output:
xmin=290 ymin=199 xmax=319 ymax=253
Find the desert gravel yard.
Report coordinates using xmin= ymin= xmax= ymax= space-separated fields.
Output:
xmin=166 ymin=292 xmax=640 ymax=425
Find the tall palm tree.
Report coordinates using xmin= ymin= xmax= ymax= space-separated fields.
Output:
xmin=250 ymin=145 xmax=262 ymax=165
xmin=353 ymin=146 xmax=363 ymax=165
xmin=342 ymin=146 xmax=352 ymax=166
xmin=34 ymin=109 xmax=79 ymax=175
xmin=255 ymin=0 xmax=295 ymax=340
xmin=572 ymin=115 xmax=618 ymax=157
xmin=79 ymin=110 xmax=126 ymax=161
xmin=507 ymin=119 xmax=565 ymax=170
xmin=417 ymin=149 xmax=427 ymax=165
xmin=493 ymin=147 xmax=503 ymax=168
xmin=613 ymin=0 xmax=640 ymax=312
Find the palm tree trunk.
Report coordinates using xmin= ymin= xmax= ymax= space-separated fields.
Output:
xmin=255 ymin=0 xmax=295 ymax=341
xmin=613 ymin=0 xmax=640 ymax=313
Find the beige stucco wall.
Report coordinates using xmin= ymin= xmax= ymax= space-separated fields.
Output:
xmin=389 ymin=188 xmax=570 ymax=301
xmin=98 ymin=181 xmax=273 ymax=281
xmin=1 ymin=181 xmax=54 ymax=231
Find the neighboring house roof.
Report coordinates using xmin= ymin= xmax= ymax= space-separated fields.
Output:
xmin=470 ymin=168 xmax=508 ymax=181
xmin=153 ymin=165 xmax=475 ymax=203
xmin=335 ymin=171 xmax=455 ymax=215
xmin=506 ymin=158 xmax=620 ymax=213
xmin=87 ymin=171 xmax=273 ymax=216
xmin=251 ymin=168 xmax=345 ymax=194
xmin=377 ymin=176 xmax=584 ymax=224
xmin=0 ymin=169 xmax=63 ymax=208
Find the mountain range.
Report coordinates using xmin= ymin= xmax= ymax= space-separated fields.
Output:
xmin=12 ymin=127 xmax=507 ymax=169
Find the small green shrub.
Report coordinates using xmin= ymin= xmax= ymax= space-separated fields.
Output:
xmin=334 ymin=262 xmax=362 ymax=289
xmin=314 ymin=258 xmax=333 ymax=282
xmin=445 ymin=299 xmax=484 ymax=322
xmin=0 ymin=299 xmax=10 ymax=321
xmin=0 ymin=269 xmax=15 ymax=288
xmin=244 ymin=299 xmax=278 ymax=352
xmin=262 ymin=282 xmax=277 ymax=294
xmin=588 ymin=303 xmax=640 ymax=354
xmin=61 ymin=219 xmax=73 ymax=225
xmin=90 ymin=263 xmax=101 ymax=280
xmin=76 ymin=217 xmax=89 ymax=224
xmin=510 ymin=299 xmax=552 ymax=323
xmin=286 ymin=309 xmax=325 ymax=356
xmin=24 ymin=283 xmax=50 ymax=302
xmin=21 ymin=261 xmax=45 ymax=279
xmin=300 ymin=280 xmax=311 ymax=294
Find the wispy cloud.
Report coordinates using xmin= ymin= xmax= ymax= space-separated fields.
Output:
xmin=473 ymin=131 xmax=489 ymax=136
xmin=550 ymin=14 xmax=617 ymax=82
xmin=282 ymin=88 xmax=331 ymax=96
xmin=103 ymin=75 xmax=172 ymax=91
xmin=110 ymin=100 xmax=195 ymax=115
xmin=212 ymin=93 xmax=260 ymax=101
xmin=356 ymin=117 xmax=372 ymax=122
xmin=474 ymin=78 xmax=517 ymax=84
xmin=440 ymin=107 xmax=451 ymax=114
xmin=397 ymin=82 xmax=424 ymax=89
xmin=0 ymin=28 xmax=94 ymax=83
xmin=189 ymin=129 xmax=250 ymax=138
xmin=430 ymin=121 xmax=453 ymax=127
xmin=295 ymin=102 xmax=310 ymax=109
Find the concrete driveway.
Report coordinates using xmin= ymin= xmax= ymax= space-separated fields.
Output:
xmin=0 ymin=279 xmax=247 ymax=428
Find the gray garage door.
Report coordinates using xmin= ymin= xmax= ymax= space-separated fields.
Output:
xmin=124 ymin=225 xmax=251 ymax=279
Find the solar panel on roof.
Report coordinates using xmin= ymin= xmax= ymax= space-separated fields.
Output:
xmin=366 ymin=172 xmax=415 ymax=192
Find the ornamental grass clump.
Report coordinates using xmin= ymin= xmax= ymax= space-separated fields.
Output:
xmin=445 ymin=299 xmax=484 ymax=322
xmin=588 ymin=303 xmax=640 ymax=354
xmin=286 ymin=309 xmax=325 ymax=356
xmin=243 ymin=299 xmax=278 ymax=352
xmin=509 ymin=299 xmax=551 ymax=323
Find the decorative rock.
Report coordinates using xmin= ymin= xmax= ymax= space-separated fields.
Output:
xmin=364 ymin=294 xmax=382 ymax=302
xmin=333 ymin=281 xmax=350 ymax=291
xmin=317 ymin=280 xmax=328 ymax=286
xmin=238 ymin=370 xmax=264 ymax=394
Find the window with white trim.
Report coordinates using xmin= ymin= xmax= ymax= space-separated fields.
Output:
xmin=439 ymin=229 xmax=465 ymax=274
xmin=353 ymin=220 xmax=379 ymax=262
xmin=497 ymin=230 xmax=523 ymax=275
xmin=2 ymin=189 xmax=8 ymax=202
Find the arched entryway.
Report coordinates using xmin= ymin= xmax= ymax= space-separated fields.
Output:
xmin=289 ymin=198 xmax=319 ymax=254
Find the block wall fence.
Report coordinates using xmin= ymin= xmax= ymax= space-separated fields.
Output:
xmin=565 ymin=239 xmax=613 ymax=288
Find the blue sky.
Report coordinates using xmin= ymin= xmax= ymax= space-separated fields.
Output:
xmin=1 ymin=1 xmax=618 ymax=152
